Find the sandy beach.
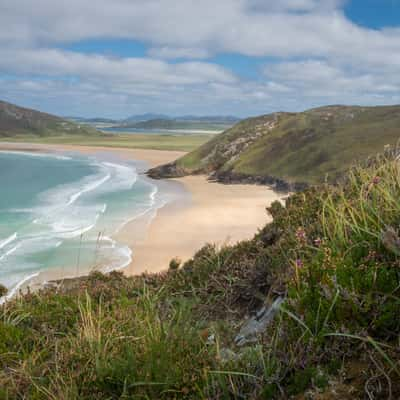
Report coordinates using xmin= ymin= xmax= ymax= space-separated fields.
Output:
xmin=0 ymin=142 xmax=283 ymax=280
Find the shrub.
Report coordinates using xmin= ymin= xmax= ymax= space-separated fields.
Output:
xmin=169 ymin=256 xmax=181 ymax=270
xmin=0 ymin=284 xmax=7 ymax=297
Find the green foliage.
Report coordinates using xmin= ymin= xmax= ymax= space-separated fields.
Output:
xmin=168 ymin=257 xmax=181 ymax=270
xmin=0 ymin=284 xmax=7 ymax=297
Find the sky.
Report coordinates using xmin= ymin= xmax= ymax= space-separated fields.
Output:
xmin=0 ymin=0 xmax=399 ymax=118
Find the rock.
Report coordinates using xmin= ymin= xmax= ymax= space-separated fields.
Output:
xmin=210 ymin=170 xmax=307 ymax=193
xmin=381 ymin=227 xmax=400 ymax=256
xmin=234 ymin=297 xmax=284 ymax=346
xmin=147 ymin=162 xmax=187 ymax=179
xmin=206 ymin=334 xmax=215 ymax=345
xmin=218 ymin=348 xmax=238 ymax=363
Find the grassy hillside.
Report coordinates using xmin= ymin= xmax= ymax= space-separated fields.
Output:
xmin=1 ymin=148 xmax=400 ymax=398
xmin=149 ymin=105 xmax=400 ymax=189
xmin=0 ymin=100 xmax=100 ymax=137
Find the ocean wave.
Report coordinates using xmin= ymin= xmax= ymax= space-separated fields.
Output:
xmin=66 ymin=173 xmax=111 ymax=206
xmin=53 ymin=223 xmax=96 ymax=239
xmin=0 ymin=150 xmax=71 ymax=161
xmin=100 ymin=161 xmax=138 ymax=191
xmin=0 ymin=152 xmax=165 ymax=297
xmin=0 ymin=232 xmax=17 ymax=250
xmin=113 ymin=180 xmax=162 ymax=234
xmin=0 ymin=243 xmax=21 ymax=262
xmin=101 ymin=243 xmax=132 ymax=273
xmin=0 ymin=272 xmax=40 ymax=305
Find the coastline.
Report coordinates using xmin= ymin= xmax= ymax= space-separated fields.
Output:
xmin=0 ymin=142 xmax=283 ymax=288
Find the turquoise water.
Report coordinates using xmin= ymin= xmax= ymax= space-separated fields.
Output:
xmin=0 ymin=150 xmax=170 ymax=299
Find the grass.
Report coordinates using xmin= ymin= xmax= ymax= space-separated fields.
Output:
xmin=0 ymin=133 xmax=213 ymax=152
xmin=2 ymin=148 xmax=400 ymax=398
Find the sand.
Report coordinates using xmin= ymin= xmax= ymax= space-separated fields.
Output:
xmin=0 ymin=142 xmax=283 ymax=280
xmin=121 ymin=175 xmax=282 ymax=274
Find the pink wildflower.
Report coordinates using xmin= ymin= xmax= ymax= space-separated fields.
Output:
xmin=295 ymin=259 xmax=303 ymax=268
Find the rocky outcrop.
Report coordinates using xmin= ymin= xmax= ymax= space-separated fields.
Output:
xmin=210 ymin=170 xmax=308 ymax=192
xmin=147 ymin=162 xmax=189 ymax=179
xmin=147 ymin=163 xmax=307 ymax=192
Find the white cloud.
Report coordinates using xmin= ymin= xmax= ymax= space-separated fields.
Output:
xmin=1 ymin=0 xmax=400 ymax=64
xmin=147 ymin=47 xmax=210 ymax=59
xmin=0 ymin=0 xmax=399 ymax=116
xmin=0 ymin=48 xmax=236 ymax=86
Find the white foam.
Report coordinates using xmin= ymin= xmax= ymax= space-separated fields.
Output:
xmin=52 ymin=223 xmax=96 ymax=239
xmin=0 ymin=153 xmax=166 ymax=294
xmin=100 ymin=162 xmax=138 ymax=191
xmin=102 ymin=244 xmax=132 ymax=273
xmin=0 ymin=243 xmax=21 ymax=262
xmin=0 ymin=150 xmax=71 ymax=161
xmin=0 ymin=272 xmax=40 ymax=305
xmin=0 ymin=232 xmax=17 ymax=250
xmin=66 ymin=173 xmax=111 ymax=206
xmin=113 ymin=181 xmax=161 ymax=234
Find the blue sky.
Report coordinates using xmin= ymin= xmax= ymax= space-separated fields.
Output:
xmin=0 ymin=0 xmax=399 ymax=118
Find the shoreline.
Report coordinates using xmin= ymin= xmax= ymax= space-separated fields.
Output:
xmin=0 ymin=142 xmax=284 ymax=292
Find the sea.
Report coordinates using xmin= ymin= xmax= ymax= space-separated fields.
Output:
xmin=0 ymin=150 xmax=181 ymax=301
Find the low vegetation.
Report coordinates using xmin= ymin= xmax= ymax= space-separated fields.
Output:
xmin=2 ymin=148 xmax=400 ymax=398
xmin=0 ymin=133 xmax=213 ymax=152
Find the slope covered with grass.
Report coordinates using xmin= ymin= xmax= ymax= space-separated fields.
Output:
xmin=2 ymin=149 xmax=400 ymax=398
xmin=149 ymin=105 xmax=400 ymax=189
xmin=0 ymin=100 xmax=100 ymax=137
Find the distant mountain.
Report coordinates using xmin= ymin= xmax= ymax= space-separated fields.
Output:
xmin=65 ymin=114 xmax=240 ymax=129
xmin=116 ymin=118 xmax=234 ymax=131
xmin=0 ymin=101 xmax=100 ymax=137
xmin=123 ymin=113 xmax=169 ymax=123
xmin=148 ymin=104 xmax=400 ymax=190
xmin=66 ymin=117 xmax=118 ymax=124
xmin=177 ymin=115 xmax=240 ymax=123
xmin=123 ymin=114 xmax=240 ymax=125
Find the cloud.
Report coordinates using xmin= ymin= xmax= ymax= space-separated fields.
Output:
xmin=0 ymin=0 xmax=399 ymax=116
xmin=1 ymin=0 xmax=399 ymax=63
xmin=147 ymin=47 xmax=210 ymax=60
xmin=0 ymin=48 xmax=237 ymax=86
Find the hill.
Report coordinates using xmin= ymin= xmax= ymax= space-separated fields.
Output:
xmin=114 ymin=117 xmax=237 ymax=131
xmin=66 ymin=117 xmax=118 ymax=124
xmin=148 ymin=105 xmax=400 ymax=190
xmin=123 ymin=114 xmax=239 ymax=124
xmin=123 ymin=113 xmax=168 ymax=123
xmin=0 ymin=100 xmax=100 ymax=137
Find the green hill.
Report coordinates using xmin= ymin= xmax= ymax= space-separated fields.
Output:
xmin=0 ymin=100 xmax=100 ymax=137
xmin=148 ymin=105 xmax=400 ymax=190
